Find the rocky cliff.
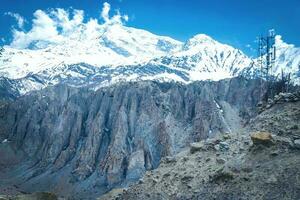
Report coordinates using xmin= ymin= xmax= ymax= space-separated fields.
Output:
xmin=0 ymin=77 xmax=263 ymax=199
xmin=101 ymin=96 xmax=300 ymax=200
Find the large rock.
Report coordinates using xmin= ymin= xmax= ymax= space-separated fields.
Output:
xmin=250 ymin=132 xmax=273 ymax=146
xmin=190 ymin=142 xmax=205 ymax=154
xmin=294 ymin=139 xmax=300 ymax=149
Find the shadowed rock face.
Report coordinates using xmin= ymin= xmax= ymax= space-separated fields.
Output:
xmin=0 ymin=77 xmax=263 ymax=198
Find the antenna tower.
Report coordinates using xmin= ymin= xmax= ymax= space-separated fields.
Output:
xmin=258 ymin=29 xmax=276 ymax=100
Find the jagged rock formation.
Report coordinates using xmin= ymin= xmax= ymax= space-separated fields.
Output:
xmin=0 ymin=77 xmax=263 ymax=199
xmin=0 ymin=77 xmax=20 ymax=101
xmin=101 ymin=100 xmax=300 ymax=200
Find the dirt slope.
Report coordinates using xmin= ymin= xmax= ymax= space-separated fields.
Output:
xmin=101 ymin=99 xmax=300 ymax=200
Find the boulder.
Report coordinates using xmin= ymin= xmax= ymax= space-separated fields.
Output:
xmin=266 ymin=174 xmax=278 ymax=184
xmin=250 ymin=131 xmax=273 ymax=146
xmin=294 ymin=139 xmax=300 ymax=149
xmin=222 ymin=134 xmax=231 ymax=140
xmin=214 ymin=142 xmax=229 ymax=152
xmin=216 ymin=158 xmax=226 ymax=164
xmin=160 ymin=156 xmax=177 ymax=165
xmin=219 ymin=142 xmax=230 ymax=151
xmin=272 ymin=92 xmax=300 ymax=105
xmin=190 ymin=142 xmax=205 ymax=154
xmin=274 ymin=95 xmax=281 ymax=102
xmin=280 ymin=92 xmax=298 ymax=102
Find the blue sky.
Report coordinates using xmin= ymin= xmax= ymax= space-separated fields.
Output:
xmin=0 ymin=0 xmax=299 ymax=56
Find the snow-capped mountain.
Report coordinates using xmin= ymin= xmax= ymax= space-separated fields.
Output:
xmin=0 ymin=23 xmax=182 ymax=79
xmin=0 ymin=23 xmax=299 ymax=97
xmin=149 ymin=34 xmax=253 ymax=81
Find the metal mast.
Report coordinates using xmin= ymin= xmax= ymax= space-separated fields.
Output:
xmin=258 ymin=29 xmax=276 ymax=100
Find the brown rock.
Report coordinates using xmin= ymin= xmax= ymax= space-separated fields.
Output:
xmin=250 ymin=131 xmax=273 ymax=146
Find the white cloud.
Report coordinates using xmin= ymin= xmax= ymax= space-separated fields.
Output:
xmin=275 ymin=35 xmax=294 ymax=48
xmin=5 ymin=12 xmax=26 ymax=29
xmin=101 ymin=2 xmax=129 ymax=24
xmin=10 ymin=9 xmax=63 ymax=48
xmin=50 ymin=8 xmax=85 ymax=36
xmin=101 ymin=2 xmax=111 ymax=23
xmin=9 ymin=2 xmax=129 ymax=49
xmin=123 ymin=15 xmax=129 ymax=22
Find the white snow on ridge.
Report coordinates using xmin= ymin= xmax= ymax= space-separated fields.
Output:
xmin=0 ymin=23 xmax=183 ymax=79
xmin=149 ymin=34 xmax=254 ymax=81
xmin=0 ymin=3 xmax=182 ymax=80
xmin=272 ymin=36 xmax=300 ymax=78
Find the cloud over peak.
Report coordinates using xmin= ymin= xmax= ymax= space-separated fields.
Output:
xmin=5 ymin=12 xmax=26 ymax=29
xmin=101 ymin=2 xmax=128 ymax=24
xmin=101 ymin=2 xmax=111 ymax=23
xmin=8 ymin=2 xmax=129 ymax=49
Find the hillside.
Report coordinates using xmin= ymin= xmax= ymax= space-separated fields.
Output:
xmin=100 ymin=93 xmax=300 ymax=200
xmin=0 ymin=78 xmax=264 ymax=199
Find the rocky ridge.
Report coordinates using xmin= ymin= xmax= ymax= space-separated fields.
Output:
xmin=0 ymin=77 xmax=263 ymax=199
xmin=101 ymin=98 xmax=300 ymax=200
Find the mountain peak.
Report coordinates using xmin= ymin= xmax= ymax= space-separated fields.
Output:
xmin=190 ymin=34 xmax=213 ymax=41
xmin=183 ymin=34 xmax=216 ymax=50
